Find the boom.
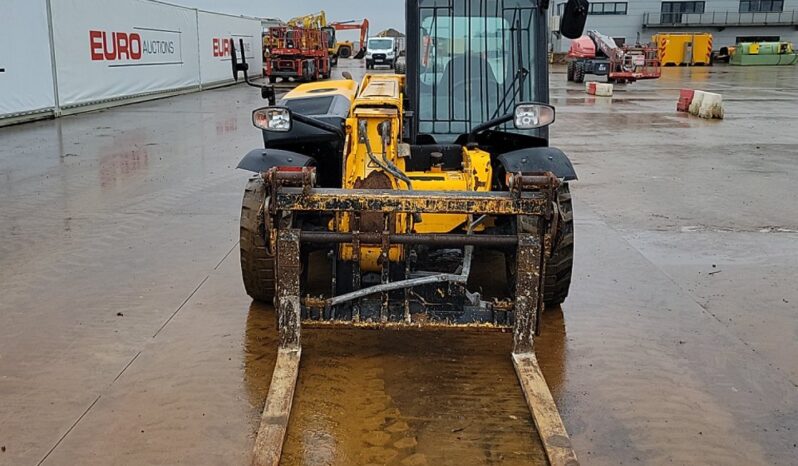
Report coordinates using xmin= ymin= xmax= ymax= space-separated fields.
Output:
xmin=330 ymin=19 xmax=370 ymax=58
xmin=587 ymin=30 xmax=622 ymax=60
xmin=287 ymin=10 xmax=328 ymax=29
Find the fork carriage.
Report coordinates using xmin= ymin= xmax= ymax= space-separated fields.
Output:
xmin=267 ymin=168 xmax=558 ymax=351
xmin=252 ymin=167 xmax=578 ymax=466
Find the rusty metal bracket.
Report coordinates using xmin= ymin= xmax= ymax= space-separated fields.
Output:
xmin=512 ymin=233 xmax=542 ymax=354
xmin=276 ymin=227 xmax=301 ymax=349
xmin=380 ymin=213 xmax=391 ymax=322
xmin=273 ymin=188 xmax=548 ymax=215
xmin=252 ymin=225 xmax=302 ymax=466
xmin=351 ymin=212 xmax=361 ymax=322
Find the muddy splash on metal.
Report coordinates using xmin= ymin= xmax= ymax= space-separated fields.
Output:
xmin=244 ymin=301 xmax=571 ymax=465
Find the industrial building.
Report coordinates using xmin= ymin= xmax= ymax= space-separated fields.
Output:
xmin=551 ymin=0 xmax=798 ymax=52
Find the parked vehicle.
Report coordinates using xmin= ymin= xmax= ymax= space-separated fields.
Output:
xmin=567 ymin=30 xmax=661 ymax=84
xmin=365 ymin=37 xmax=396 ymax=69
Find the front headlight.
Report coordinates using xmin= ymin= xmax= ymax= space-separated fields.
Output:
xmin=514 ymin=103 xmax=556 ymax=129
xmin=253 ymin=107 xmax=291 ymax=132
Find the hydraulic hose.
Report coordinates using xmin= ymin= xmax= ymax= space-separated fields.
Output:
xmin=326 ymin=215 xmax=486 ymax=308
xmin=359 ymin=119 xmax=413 ymax=190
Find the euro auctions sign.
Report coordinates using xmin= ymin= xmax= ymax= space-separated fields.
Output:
xmin=197 ymin=9 xmax=262 ymax=84
xmin=49 ymin=0 xmax=261 ymax=105
xmin=51 ymin=0 xmax=200 ymax=106
xmin=212 ymin=37 xmax=230 ymax=57
xmin=211 ymin=36 xmax=254 ymax=60
xmin=89 ymin=28 xmax=183 ymax=66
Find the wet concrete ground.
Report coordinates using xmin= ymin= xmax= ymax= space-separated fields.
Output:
xmin=1 ymin=60 xmax=797 ymax=465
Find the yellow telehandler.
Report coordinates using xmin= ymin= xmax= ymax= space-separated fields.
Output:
xmin=231 ymin=0 xmax=589 ymax=464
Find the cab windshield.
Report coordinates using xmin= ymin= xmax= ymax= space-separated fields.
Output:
xmin=368 ymin=39 xmax=394 ymax=50
xmin=417 ymin=0 xmax=537 ymax=138
xmin=322 ymin=27 xmax=336 ymax=49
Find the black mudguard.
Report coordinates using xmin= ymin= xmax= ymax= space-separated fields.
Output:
xmin=237 ymin=149 xmax=316 ymax=174
xmin=497 ymin=147 xmax=578 ymax=181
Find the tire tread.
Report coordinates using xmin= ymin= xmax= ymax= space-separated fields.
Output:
xmin=544 ymin=183 xmax=575 ymax=307
xmin=240 ymin=176 xmax=276 ymax=303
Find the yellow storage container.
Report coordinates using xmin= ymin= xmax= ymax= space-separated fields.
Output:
xmin=652 ymin=33 xmax=713 ymax=66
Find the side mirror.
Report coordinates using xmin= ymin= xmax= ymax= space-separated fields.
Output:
xmin=513 ymin=103 xmax=556 ymax=129
xmin=253 ymin=107 xmax=292 ymax=132
xmin=560 ymin=0 xmax=589 ymax=40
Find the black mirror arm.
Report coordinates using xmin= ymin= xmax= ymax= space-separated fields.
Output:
xmin=467 ymin=112 xmax=514 ymax=144
xmin=231 ymin=38 xmax=276 ymax=102
xmin=236 ymin=39 xmax=264 ymax=89
xmin=292 ymin=113 xmax=345 ymax=141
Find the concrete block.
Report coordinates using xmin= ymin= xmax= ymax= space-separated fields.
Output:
xmin=698 ymin=92 xmax=724 ymax=119
xmin=677 ymin=89 xmax=695 ymax=112
xmin=586 ymin=81 xmax=613 ymax=97
xmin=689 ymin=90 xmax=706 ymax=115
xmin=595 ymin=83 xmax=613 ymax=97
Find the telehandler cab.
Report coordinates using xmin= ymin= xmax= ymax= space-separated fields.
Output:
xmin=230 ymin=0 xmax=588 ymax=464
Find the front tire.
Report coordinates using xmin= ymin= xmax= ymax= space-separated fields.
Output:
xmin=544 ymin=183 xmax=574 ymax=307
xmin=573 ymin=62 xmax=586 ymax=83
xmin=567 ymin=61 xmax=575 ymax=81
xmin=240 ymin=176 xmax=276 ymax=303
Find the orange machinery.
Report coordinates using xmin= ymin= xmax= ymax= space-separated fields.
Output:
xmin=330 ymin=19 xmax=370 ymax=59
xmin=264 ymin=26 xmax=331 ymax=83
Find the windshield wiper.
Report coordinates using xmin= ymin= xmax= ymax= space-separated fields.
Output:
xmin=491 ymin=66 xmax=529 ymax=120
xmin=492 ymin=14 xmax=528 ymax=120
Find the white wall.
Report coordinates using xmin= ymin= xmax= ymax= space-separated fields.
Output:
xmin=51 ymin=0 xmax=201 ymax=107
xmin=0 ymin=0 xmax=263 ymax=124
xmin=197 ymin=10 xmax=263 ymax=85
xmin=0 ymin=0 xmax=56 ymax=118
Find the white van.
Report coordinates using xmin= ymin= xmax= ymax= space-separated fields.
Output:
xmin=365 ymin=37 xmax=396 ymax=69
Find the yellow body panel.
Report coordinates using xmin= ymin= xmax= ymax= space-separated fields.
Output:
xmin=284 ymin=75 xmax=494 ymax=271
xmin=338 ymin=75 xmax=407 ymax=270
xmin=408 ymin=172 xmax=469 ymax=234
xmin=407 ymin=146 xmax=492 ymax=233
xmin=283 ymin=79 xmax=358 ymax=102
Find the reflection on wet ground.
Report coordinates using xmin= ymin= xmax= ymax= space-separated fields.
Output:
xmin=244 ymin=301 xmax=564 ymax=465
xmin=1 ymin=60 xmax=797 ymax=465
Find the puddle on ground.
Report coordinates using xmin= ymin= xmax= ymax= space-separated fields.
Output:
xmin=244 ymin=291 xmax=569 ymax=465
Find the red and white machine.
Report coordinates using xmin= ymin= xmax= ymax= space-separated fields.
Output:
xmin=264 ymin=26 xmax=332 ymax=83
xmin=567 ymin=30 xmax=661 ymax=84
